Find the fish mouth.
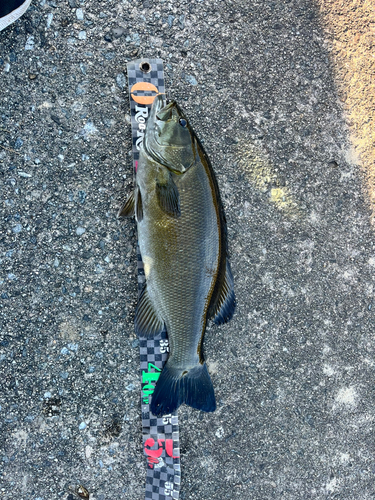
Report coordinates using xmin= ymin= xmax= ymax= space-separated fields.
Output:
xmin=152 ymin=96 xmax=185 ymax=124
xmin=149 ymin=94 xmax=167 ymax=122
xmin=147 ymin=96 xmax=172 ymax=142
xmin=156 ymin=101 xmax=178 ymax=122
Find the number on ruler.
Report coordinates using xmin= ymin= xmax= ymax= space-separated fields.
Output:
xmin=164 ymin=481 xmax=174 ymax=497
xmin=144 ymin=438 xmax=180 ymax=460
xmin=162 ymin=413 xmax=172 ymax=425
xmin=160 ymin=339 xmax=169 ymax=353
xmin=142 ymin=363 xmax=161 ymax=402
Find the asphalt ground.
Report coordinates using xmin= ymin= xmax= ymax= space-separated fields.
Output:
xmin=1 ymin=1 xmax=375 ymax=499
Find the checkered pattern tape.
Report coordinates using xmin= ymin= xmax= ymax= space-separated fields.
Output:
xmin=127 ymin=59 xmax=180 ymax=500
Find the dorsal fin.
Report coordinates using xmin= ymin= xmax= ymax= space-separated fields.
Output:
xmin=209 ymin=259 xmax=236 ymax=325
xmin=195 ymin=136 xmax=236 ymax=325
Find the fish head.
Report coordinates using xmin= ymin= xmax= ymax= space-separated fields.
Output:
xmin=144 ymin=95 xmax=196 ymax=174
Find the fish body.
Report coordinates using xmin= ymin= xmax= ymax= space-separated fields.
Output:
xmin=120 ymin=95 xmax=235 ymax=416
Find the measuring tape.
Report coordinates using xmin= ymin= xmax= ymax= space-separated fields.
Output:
xmin=127 ymin=59 xmax=181 ymax=500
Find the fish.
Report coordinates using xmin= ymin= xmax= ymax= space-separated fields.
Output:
xmin=119 ymin=95 xmax=236 ymax=416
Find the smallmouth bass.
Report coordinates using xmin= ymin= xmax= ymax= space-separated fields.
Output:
xmin=120 ymin=95 xmax=235 ymax=416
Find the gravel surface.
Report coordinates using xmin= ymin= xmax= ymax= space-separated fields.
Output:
xmin=1 ymin=1 xmax=374 ymax=499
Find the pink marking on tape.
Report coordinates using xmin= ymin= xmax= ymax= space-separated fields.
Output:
xmin=135 ymin=160 xmax=138 ymax=173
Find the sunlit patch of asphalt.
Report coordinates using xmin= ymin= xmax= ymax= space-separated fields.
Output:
xmin=317 ymin=0 xmax=375 ymax=222
xmin=236 ymin=141 xmax=303 ymax=220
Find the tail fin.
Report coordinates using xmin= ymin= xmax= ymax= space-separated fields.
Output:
xmin=150 ymin=362 xmax=216 ymax=417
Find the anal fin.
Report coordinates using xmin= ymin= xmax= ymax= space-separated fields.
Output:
xmin=134 ymin=283 xmax=165 ymax=338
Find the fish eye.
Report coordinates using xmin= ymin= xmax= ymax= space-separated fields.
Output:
xmin=179 ymin=118 xmax=188 ymax=128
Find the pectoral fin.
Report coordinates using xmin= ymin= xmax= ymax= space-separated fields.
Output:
xmin=118 ymin=191 xmax=135 ymax=218
xmin=209 ymin=260 xmax=236 ymax=325
xmin=156 ymin=174 xmax=181 ymax=218
xmin=134 ymin=283 xmax=165 ymax=338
